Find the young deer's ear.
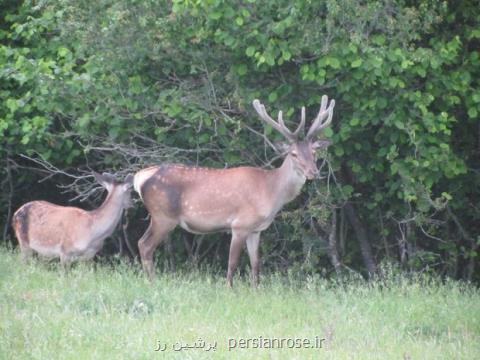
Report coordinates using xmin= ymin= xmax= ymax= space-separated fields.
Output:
xmin=93 ymin=171 xmax=115 ymax=188
xmin=101 ymin=172 xmax=116 ymax=183
xmin=93 ymin=171 xmax=106 ymax=184
xmin=312 ymin=139 xmax=332 ymax=151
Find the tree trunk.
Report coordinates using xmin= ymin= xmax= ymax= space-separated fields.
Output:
xmin=447 ymin=206 xmax=478 ymax=281
xmin=339 ymin=207 xmax=346 ymax=256
xmin=2 ymin=152 xmax=14 ymax=245
xmin=328 ymin=210 xmax=341 ymax=274
xmin=344 ymin=202 xmax=377 ymax=277
xmin=313 ymin=210 xmax=342 ymax=274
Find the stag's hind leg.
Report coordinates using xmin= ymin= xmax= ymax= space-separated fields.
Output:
xmin=138 ymin=216 xmax=177 ymax=280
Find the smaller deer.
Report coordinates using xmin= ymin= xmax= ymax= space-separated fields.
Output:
xmin=12 ymin=172 xmax=133 ymax=266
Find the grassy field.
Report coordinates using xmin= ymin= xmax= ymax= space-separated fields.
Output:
xmin=0 ymin=247 xmax=479 ymax=359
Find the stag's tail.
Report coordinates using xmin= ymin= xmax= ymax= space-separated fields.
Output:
xmin=133 ymin=166 xmax=161 ymax=202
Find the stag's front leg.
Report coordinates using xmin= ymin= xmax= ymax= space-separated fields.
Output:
xmin=60 ymin=252 xmax=73 ymax=271
xmin=246 ymin=232 xmax=261 ymax=287
xmin=226 ymin=229 xmax=249 ymax=287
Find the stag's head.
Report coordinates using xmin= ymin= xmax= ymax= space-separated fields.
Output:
xmin=93 ymin=172 xmax=134 ymax=208
xmin=253 ymin=96 xmax=335 ymax=180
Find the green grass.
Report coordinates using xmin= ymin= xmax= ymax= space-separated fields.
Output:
xmin=0 ymin=248 xmax=479 ymax=359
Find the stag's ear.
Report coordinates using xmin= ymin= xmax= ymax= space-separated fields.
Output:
xmin=312 ymin=139 xmax=332 ymax=151
xmin=273 ymin=141 xmax=290 ymax=155
xmin=123 ymin=174 xmax=134 ymax=188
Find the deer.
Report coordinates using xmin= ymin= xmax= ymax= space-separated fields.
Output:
xmin=134 ymin=95 xmax=335 ymax=286
xmin=12 ymin=172 xmax=134 ymax=266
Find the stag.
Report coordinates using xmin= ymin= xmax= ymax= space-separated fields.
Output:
xmin=134 ymin=96 xmax=335 ymax=286
xmin=12 ymin=172 xmax=133 ymax=266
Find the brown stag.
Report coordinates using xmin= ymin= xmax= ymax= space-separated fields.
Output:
xmin=134 ymin=96 xmax=335 ymax=286
xmin=12 ymin=172 xmax=133 ymax=266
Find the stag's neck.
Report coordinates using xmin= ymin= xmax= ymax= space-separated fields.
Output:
xmin=271 ymin=154 xmax=307 ymax=208
xmin=89 ymin=188 xmax=125 ymax=241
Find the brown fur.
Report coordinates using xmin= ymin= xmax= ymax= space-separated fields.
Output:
xmin=135 ymin=158 xmax=308 ymax=287
xmin=12 ymin=175 xmax=132 ymax=265
xmin=135 ymin=97 xmax=335 ymax=286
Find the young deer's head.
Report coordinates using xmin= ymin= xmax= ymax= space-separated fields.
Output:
xmin=93 ymin=172 xmax=134 ymax=208
xmin=253 ymin=96 xmax=335 ymax=180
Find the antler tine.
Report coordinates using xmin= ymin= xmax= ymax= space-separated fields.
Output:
xmin=306 ymin=95 xmax=335 ymax=140
xmin=253 ymin=99 xmax=296 ymax=142
xmin=292 ymin=106 xmax=306 ymax=137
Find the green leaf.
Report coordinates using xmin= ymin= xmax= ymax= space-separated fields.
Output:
xmin=236 ymin=64 xmax=247 ymax=76
xmin=246 ymin=46 xmax=255 ymax=57
xmin=334 ymin=147 xmax=344 ymax=156
xmin=401 ymin=60 xmax=412 ymax=69
xmin=224 ymin=7 xmax=235 ymax=18
xmin=268 ymin=92 xmax=278 ymax=102
xmin=282 ymin=51 xmax=292 ymax=61
xmin=209 ymin=12 xmax=222 ymax=20
xmin=241 ymin=9 xmax=250 ymax=18
xmin=78 ymin=114 xmax=90 ymax=128
xmin=342 ymin=185 xmax=354 ymax=196
xmin=6 ymin=99 xmax=18 ymax=113
xmin=57 ymin=47 xmax=70 ymax=58
xmin=351 ymin=59 xmax=363 ymax=68
xmin=327 ymin=57 xmax=341 ymax=69
xmin=441 ymin=192 xmax=452 ymax=201
xmin=468 ymin=107 xmax=478 ymax=118
xmin=372 ymin=35 xmax=386 ymax=45
xmin=417 ymin=67 xmax=426 ymax=77
xmin=198 ymin=133 xmax=210 ymax=143
xmin=323 ymin=127 xmax=333 ymax=137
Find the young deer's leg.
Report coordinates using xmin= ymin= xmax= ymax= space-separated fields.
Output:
xmin=19 ymin=244 xmax=33 ymax=263
xmin=226 ymin=229 xmax=249 ymax=287
xmin=138 ymin=216 xmax=177 ymax=280
xmin=246 ymin=232 xmax=261 ymax=287
xmin=14 ymin=226 xmax=32 ymax=263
